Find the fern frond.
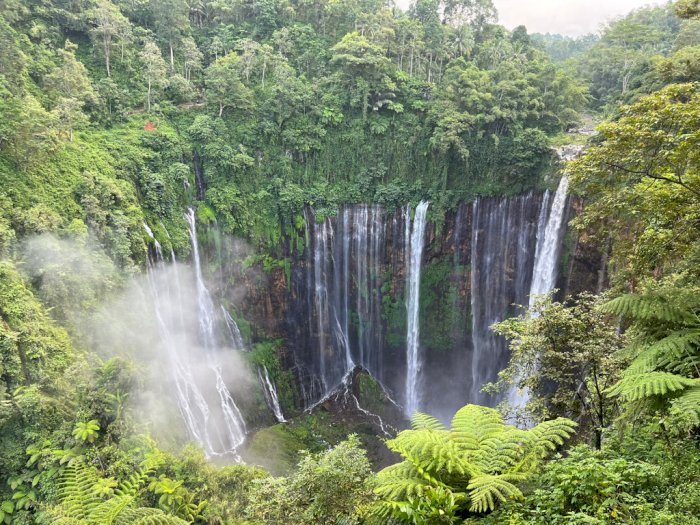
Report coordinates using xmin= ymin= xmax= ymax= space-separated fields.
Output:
xmin=469 ymin=428 xmax=524 ymax=473
xmin=375 ymin=461 xmax=432 ymax=500
xmin=467 ymin=474 xmax=523 ymax=513
xmin=600 ymin=294 xmax=691 ymax=323
xmin=450 ymin=405 xmax=504 ymax=451
xmin=91 ymin=494 xmax=135 ymax=524
xmin=113 ymin=507 xmax=188 ymax=525
xmin=669 ymin=386 xmax=700 ymax=428
xmin=116 ymin=465 xmax=153 ymax=498
xmin=367 ymin=500 xmax=411 ymax=524
xmin=375 ymin=403 xmax=575 ymax=518
xmin=526 ymin=418 xmax=577 ymax=458
xmin=57 ymin=463 xmax=102 ymax=521
xmin=386 ymin=429 xmax=471 ymax=476
xmin=629 ymin=330 xmax=700 ymax=373
xmin=608 ymin=372 xmax=698 ymax=401
xmin=410 ymin=412 xmax=447 ymax=431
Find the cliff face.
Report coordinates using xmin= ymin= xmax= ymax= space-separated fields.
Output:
xmin=215 ymin=192 xmax=603 ymax=419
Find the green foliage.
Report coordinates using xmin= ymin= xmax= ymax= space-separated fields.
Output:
xmin=72 ymin=421 xmax=100 ymax=444
xmin=491 ymin=293 xmax=624 ymax=447
xmin=0 ymin=261 xmax=73 ymax=391
xmin=600 ymin=284 xmax=700 ymax=432
xmin=675 ymin=0 xmax=700 ymax=20
xmin=373 ymin=404 xmax=576 ymax=520
xmin=48 ymin=460 xmax=188 ymax=525
xmin=481 ymin=428 xmax=700 ymax=525
xmin=245 ymin=435 xmax=374 ymax=524
xmin=569 ymin=83 xmax=700 ymax=286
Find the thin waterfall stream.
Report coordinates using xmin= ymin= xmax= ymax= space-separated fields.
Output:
xmin=404 ymin=201 xmax=430 ymax=418
xmin=185 ymin=208 xmax=247 ymax=454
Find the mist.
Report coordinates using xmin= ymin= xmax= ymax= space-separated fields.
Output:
xmin=20 ymin=232 xmax=259 ymax=460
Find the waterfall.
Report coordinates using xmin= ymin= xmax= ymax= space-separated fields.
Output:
xmin=258 ymin=366 xmax=286 ymax=423
xmin=185 ymin=208 xmax=247 ymax=455
xmin=300 ymin=206 xmax=387 ymax=407
xmin=469 ymin=194 xmax=541 ymax=405
xmin=143 ymin=221 xmax=163 ymax=262
xmin=293 ymin=192 xmax=569 ymax=419
xmin=352 ymin=205 xmax=384 ymax=376
xmin=143 ymin=222 xmax=226 ymax=456
xmin=506 ymin=177 xmax=570 ymax=409
xmin=306 ymin=209 xmax=346 ymax=397
xmin=529 ymin=176 xmax=570 ymax=303
xmin=404 ymin=201 xmax=429 ymax=418
xmin=221 ymin=305 xmax=246 ymax=352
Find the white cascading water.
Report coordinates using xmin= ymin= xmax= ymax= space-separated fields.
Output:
xmin=312 ymin=214 xmax=333 ymax=392
xmin=143 ymin=222 xmax=226 ymax=456
xmin=404 ymin=201 xmax=429 ymax=418
xmin=508 ymin=176 xmax=570 ymax=408
xmin=258 ymin=366 xmax=286 ymax=423
xmin=529 ymin=176 xmax=570 ymax=303
xmin=221 ymin=304 xmax=247 ymax=352
xmin=185 ymin=208 xmax=247 ymax=454
xmin=143 ymin=221 xmax=164 ymax=262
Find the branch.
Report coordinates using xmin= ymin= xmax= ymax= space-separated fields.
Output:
xmin=604 ymin=161 xmax=700 ymax=198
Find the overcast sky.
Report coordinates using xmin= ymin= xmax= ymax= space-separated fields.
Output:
xmin=396 ymin=0 xmax=667 ymax=37
xmin=493 ymin=0 xmax=666 ymax=36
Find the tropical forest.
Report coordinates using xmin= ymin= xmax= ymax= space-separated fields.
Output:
xmin=0 ymin=0 xmax=699 ymax=521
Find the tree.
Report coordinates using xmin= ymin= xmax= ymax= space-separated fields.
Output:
xmin=330 ymin=32 xmax=396 ymax=117
xmin=53 ymin=96 xmax=88 ymax=142
xmin=245 ymin=435 xmax=374 ymax=524
xmin=180 ymin=36 xmax=202 ymax=81
xmin=491 ymin=293 xmax=625 ymax=449
xmin=675 ymin=0 xmax=700 ymax=19
xmin=150 ymin=0 xmax=189 ymax=70
xmin=568 ymin=83 xmax=700 ymax=285
xmin=204 ymin=53 xmax=253 ymax=117
xmin=86 ymin=0 xmax=131 ymax=77
xmin=441 ymin=0 xmax=498 ymax=33
xmin=428 ymin=60 xmax=493 ymax=158
xmin=44 ymin=41 xmax=96 ymax=141
xmin=139 ymin=41 xmax=168 ymax=112
xmin=372 ymin=405 xmax=576 ymax=521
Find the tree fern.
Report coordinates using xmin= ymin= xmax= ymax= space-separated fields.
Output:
xmin=56 ymin=463 xmax=101 ymax=521
xmin=602 ymin=285 xmax=700 ymax=431
xmin=410 ymin=411 xmax=447 ymax=431
xmin=52 ymin=461 xmax=187 ymax=525
xmin=628 ymin=330 xmax=700 ymax=373
xmin=375 ymin=462 xmax=437 ymax=500
xmin=450 ymin=404 xmax=505 ymax=452
xmin=372 ymin=404 xmax=576 ymax=520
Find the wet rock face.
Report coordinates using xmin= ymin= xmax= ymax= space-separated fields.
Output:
xmin=557 ymin=197 xmax=609 ymax=298
xmin=230 ymin=194 xmax=602 ymax=417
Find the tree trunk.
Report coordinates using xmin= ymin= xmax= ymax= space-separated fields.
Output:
xmin=170 ymin=42 xmax=175 ymax=71
xmin=147 ymin=79 xmax=151 ymax=112
xmin=219 ymin=102 xmax=224 ymax=117
xmin=104 ymin=36 xmax=111 ymax=77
